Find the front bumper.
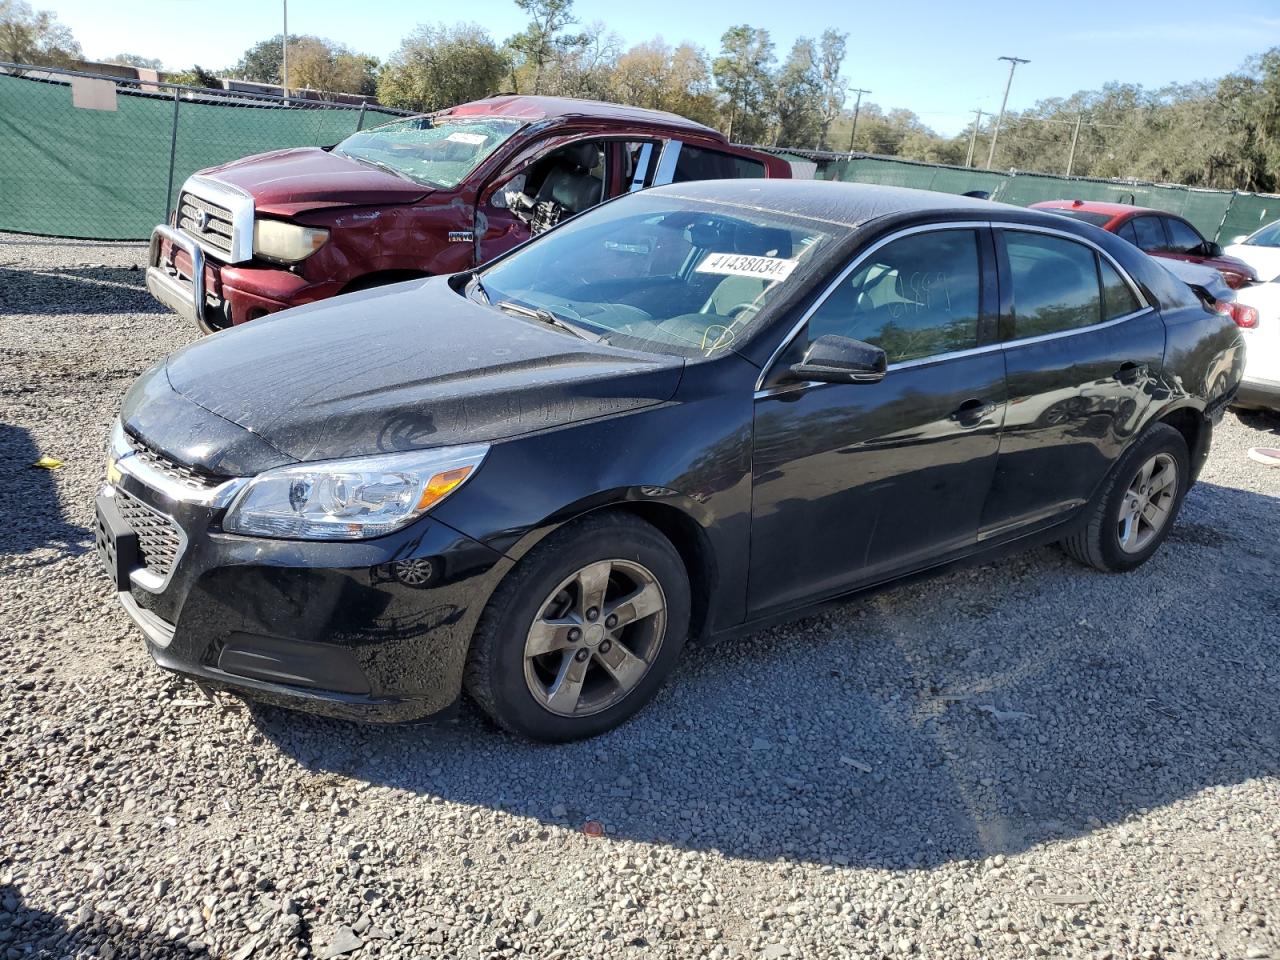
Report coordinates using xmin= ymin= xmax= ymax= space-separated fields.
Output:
xmin=98 ymin=434 xmax=511 ymax=722
xmin=146 ymin=227 xmax=339 ymax=333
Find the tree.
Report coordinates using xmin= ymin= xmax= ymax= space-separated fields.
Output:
xmin=506 ymin=0 xmax=582 ymax=94
xmin=611 ymin=37 xmax=717 ymax=125
xmin=106 ymin=52 xmax=162 ymax=70
xmin=712 ymin=25 xmax=774 ymax=142
xmin=773 ymin=37 xmax=822 ymax=147
xmin=377 ymin=23 xmax=507 ymax=112
xmin=0 ymin=0 xmax=80 ymax=67
xmin=816 ymin=30 xmax=847 ymax=150
xmin=231 ymin=34 xmax=377 ymax=95
xmin=541 ymin=20 xmax=618 ymax=99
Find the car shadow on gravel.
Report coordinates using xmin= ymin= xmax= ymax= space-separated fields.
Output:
xmin=250 ymin=480 xmax=1280 ymax=871
xmin=0 ymin=264 xmax=155 ymax=316
xmin=0 ymin=883 xmax=200 ymax=958
xmin=0 ymin=423 xmax=91 ymax=558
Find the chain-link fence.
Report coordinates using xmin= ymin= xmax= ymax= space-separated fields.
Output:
xmin=0 ymin=63 xmax=410 ymax=241
xmin=4 ymin=62 xmax=1279 ymax=245
xmin=770 ymin=148 xmax=1280 ymax=245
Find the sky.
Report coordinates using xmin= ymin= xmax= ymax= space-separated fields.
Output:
xmin=42 ymin=0 xmax=1280 ymax=135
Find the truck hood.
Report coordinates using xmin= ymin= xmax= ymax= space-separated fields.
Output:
xmin=203 ymin=147 xmax=431 ymax=214
xmin=135 ymin=277 xmax=683 ymax=472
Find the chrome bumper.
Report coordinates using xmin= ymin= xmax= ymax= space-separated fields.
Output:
xmin=145 ymin=224 xmax=205 ymax=328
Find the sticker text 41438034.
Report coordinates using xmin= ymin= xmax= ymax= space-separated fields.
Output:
xmin=694 ymin=252 xmax=799 ymax=282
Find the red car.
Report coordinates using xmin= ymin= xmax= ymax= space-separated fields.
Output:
xmin=1030 ymin=200 xmax=1258 ymax=290
xmin=146 ymin=96 xmax=791 ymax=332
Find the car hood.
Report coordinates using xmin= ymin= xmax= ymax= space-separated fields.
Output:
xmin=145 ymin=277 xmax=684 ymax=471
xmin=1225 ymin=243 xmax=1280 ymax=283
xmin=203 ymin=147 xmax=431 ymax=215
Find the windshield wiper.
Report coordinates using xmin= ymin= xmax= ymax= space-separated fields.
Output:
xmin=341 ymin=153 xmax=419 ymax=184
xmin=494 ymin=300 xmax=602 ymax=343
xmin=465 ymin=274 xmax=490 ymax=305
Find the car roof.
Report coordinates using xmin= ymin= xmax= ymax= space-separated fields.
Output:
xmin=647 ymin=179 xmax=1058 ymax=230
xmin=435 ymin=95 xmax=721 ymax=136
xmin=1030 ymin=200 xmax=1167 ymax=219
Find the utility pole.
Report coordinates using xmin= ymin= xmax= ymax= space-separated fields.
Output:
xmin=1066 ymin=112 xmax=1083 ymax=176
xmin=847 ymin=87 xmax=871 ymax=154
xmin=965 ymin=109 xmax=984 ymax=168
xmin=985 ymin=56 xmax=1029 ymax=169
xmin=281 ymin=0 xmax=289 ymax=102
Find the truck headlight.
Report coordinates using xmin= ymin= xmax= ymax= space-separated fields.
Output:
xmin=253 ymin=219 xmax=329 ymax=263
xmin=223 ymin=445 xmax=488 ymax=540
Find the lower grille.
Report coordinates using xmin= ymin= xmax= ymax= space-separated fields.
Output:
xmin=114 ymin=490 xmax=183 ymax=583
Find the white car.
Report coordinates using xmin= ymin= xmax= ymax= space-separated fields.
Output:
xmin=1223 ymin=221 xmax=1280 ymax=410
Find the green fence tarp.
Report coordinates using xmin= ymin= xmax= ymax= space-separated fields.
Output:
xmin=0 ymin=73 xmax=383 ymax=240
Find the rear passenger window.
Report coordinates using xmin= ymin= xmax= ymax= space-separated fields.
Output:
xmin=1005 ymin=232 xmax=1102 ymax=337
xmin=1116 ymin=220 xmax=1138 ymax=245
xmin=1100 ymin=259 xmax=1141 ymax=320
xmin=672 ymin=144 xmax=766 ymax=182
xmin=804 ymin=230 xmax=981 ymax=363
xmin=1130 ymin=217 xmax=1167 ymax=252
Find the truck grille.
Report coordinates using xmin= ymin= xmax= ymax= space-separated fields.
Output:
xmin=114 ymin=490 xmax=183 ymax=583
xmin=126 ymin=433 xmax=224 ymax=492
xmin=177 ymin=192 xmax=235 ymax=258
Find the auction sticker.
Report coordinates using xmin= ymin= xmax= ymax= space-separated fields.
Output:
xmin=447 ymin=131 xmax=489 ymax=145
xmin=695 ymin=252 xmax=798 ymax=282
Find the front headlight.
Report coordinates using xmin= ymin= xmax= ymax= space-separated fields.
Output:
xmin=253 ymin=219 xmax=329 ymax=263
xmin=223 ymin=445 xmax=488 ymax=540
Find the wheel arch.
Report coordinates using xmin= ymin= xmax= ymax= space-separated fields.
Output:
xmin=1149 ymin=401 xmax=1211 ymax=481
xmin=494 ymin=488 xmax=720 ymax=642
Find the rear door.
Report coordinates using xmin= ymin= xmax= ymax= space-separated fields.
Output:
xmin=979 ymin=226 xmax=1165 ymax=539
xmin=748 ymin=225 xmax=1006 ymax=614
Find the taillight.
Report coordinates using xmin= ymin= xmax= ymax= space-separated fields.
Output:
xmin=1214 ymin=299 xmax=1259 ymax=329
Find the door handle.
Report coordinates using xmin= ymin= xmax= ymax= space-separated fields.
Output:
xmin=950 ymin=397 xmax=998 ymax=427
xmin=1115 ymin=361 xmax=1148 ymax=385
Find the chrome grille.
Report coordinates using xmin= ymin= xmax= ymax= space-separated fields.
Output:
xmin=114 ymin=490 xmax=182 ymax=582
xmin=177 ymin=192 xmax=235 ymax=257
xmin=126 ymin=434 xmax=223 ymax=492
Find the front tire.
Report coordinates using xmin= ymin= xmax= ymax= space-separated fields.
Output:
xmin=464 ymin=513 xmax=691 ymax=742
xmin=1060 ymin=422 xmax=1190 ymax=572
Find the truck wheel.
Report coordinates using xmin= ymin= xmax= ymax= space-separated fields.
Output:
xmin=464 ymin=513 xmax=690 ymax=742
xmin=1060 ymin=422 xmax=1190 ymax=572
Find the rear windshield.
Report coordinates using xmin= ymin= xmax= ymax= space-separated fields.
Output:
xmin=334 ymin=117 xmax=522 ymax=189
xmin=1040 ymin=208 xmax=1113 ymax=228
xmin=473 ymin=193 xmax=839 ymax=359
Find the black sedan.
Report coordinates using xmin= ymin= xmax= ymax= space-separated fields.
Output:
xmin=97 ymin=180 xmax=1244 ymax=741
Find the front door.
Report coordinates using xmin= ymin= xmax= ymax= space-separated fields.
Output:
xmin=749 ymin=226 xmax=1006 ymax=616
xmin=979 ymin=227 xmax=1166 ymax=538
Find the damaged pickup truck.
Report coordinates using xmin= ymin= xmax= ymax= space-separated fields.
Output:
xmin=146 ymin=95 xmax=791 ymax=332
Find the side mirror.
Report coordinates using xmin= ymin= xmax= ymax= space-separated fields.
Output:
xmin=789 ymin=334 xmax=887 ymax=384
xmin=1203 ymin=241 xmax=1224 ymax=258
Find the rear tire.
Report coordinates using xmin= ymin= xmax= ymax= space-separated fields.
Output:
xmin=1060 ymin=422 xmax=1190 ymax=572
xmin=464 ymin=513 xmax=690 ymax=742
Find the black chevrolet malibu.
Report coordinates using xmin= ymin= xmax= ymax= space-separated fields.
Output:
xmin=98 ymin=181 xmax=1243 ymax=741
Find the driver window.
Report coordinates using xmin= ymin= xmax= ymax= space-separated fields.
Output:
xmin=801 ymin=230 xmax=981 ymax=364
xmin=504 ymin=140 xmax=607 ymax=235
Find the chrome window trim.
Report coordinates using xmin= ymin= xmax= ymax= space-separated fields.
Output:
xmin=754 ymin=221 xmax=991 ymax=393
xmin=178 ymin=174 xmax=255 ymax=264
xmin=652 ymin=140 xmax=681 ymax=186
xmin=110 ymin=420 xmax=247 ymax=509
xmin=754 ymin=219 xmax=1154 ymax=394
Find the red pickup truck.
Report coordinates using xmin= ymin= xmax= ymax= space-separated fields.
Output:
xmin=146 ymin=95 xmax=791 ymax=332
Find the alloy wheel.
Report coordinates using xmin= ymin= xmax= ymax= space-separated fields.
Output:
xmin=1117 ymin=452 xmax=1178 ymax=554
xmin=522 ymin=559 xmax=667 ymax=717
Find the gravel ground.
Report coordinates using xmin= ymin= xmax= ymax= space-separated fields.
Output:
xmin=2 ymin=233 xmax=1279 ymax=960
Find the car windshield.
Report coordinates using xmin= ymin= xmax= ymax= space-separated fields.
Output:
xmin=1243 ymin=220 xmax=1280 ymax=247
xmin=1042 ymin=208 xmax=1113 ymax=227
xmin=473 ymin=193 xmax=838 ymax=358
xmin=334 ymin=117 xmax=522 ymax=189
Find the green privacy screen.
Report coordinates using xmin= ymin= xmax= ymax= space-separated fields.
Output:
xmin=0 ymin=73 xmax=389 ymax=241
